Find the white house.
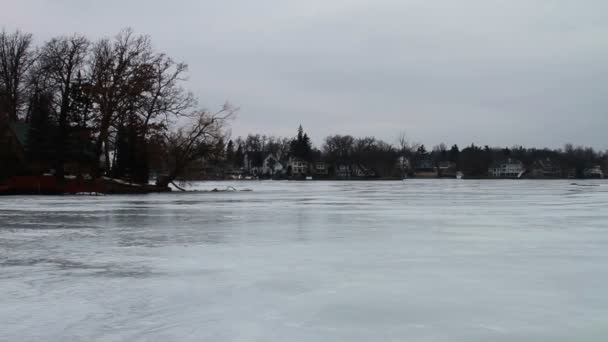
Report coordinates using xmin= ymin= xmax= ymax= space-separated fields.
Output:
xmin=489 ymin=158 xmax=525 ymax=178
xmin=352 ymin=164 xmax=375 ymax=178
xmin=289 ymin=158 xmax=308 ymax=176
xmin=584 ymin=165 xmax=604 ymax=179
xmin=335 ymin=164 xmax=351 ymax=178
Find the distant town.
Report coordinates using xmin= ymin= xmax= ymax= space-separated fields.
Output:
xmin=0 ymin=29 xmax=606 ymax=194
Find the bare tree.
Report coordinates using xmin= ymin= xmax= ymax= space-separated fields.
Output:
xmin=89 ymin=28 xmax=155 ymax=172
xmin=157 ymin=103 xmax=237 ymax=189
xmin=38 ymin=34 xmax=90 ymax=179
xmin=396 ymin=132 xmax=411 ymax=155
xmin=139 ymin=54 xmax=195 ymax=135
xmin=396 ymin=131 xmax=421 ymax=156
xmin=0 ymin=29 xmax=36 ymax=121
xmin=323 ymin=134 xmax=355 ymax=162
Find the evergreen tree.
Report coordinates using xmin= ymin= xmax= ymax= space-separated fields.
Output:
xmin=129 ymin=124 xmax=149 ymax=184
xmin=235 ymin=144 xmax=244 ymax=168
xmin=460 ymin=144 xmax=493 ymax=177
xmin=69 ymin=71 xmax=92 ymax=129
xmin=226 ymin=140 xmax=235 ymax=166
xmin=302 ymin=133 xmax=312 ymax=159
xmin=417 ymin=145 xmax=427 ymax=156
xmin=290 ymin=125 xmax=312 ymax=160
xmin=26 ymin=93 xmax=55 ymax=165
xmin=214 ymin=138 xmax=225 ymax=162
xmin=113 ymin=125 xmax=129 ymax=179
xmin=448 ymin=144 xmax=460 ymax=166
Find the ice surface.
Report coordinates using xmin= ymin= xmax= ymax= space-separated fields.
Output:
xmin=1 ymin=180 xmax=608 ymax=341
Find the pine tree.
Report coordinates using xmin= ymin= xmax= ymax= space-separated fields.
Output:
xmin=235 ymin=144 xmax=244 ymax=168
xmin=290 ymin=125 xmax=312 ymax=160
xmin=302 ymin=133 xmax=312 ymax=160
xmin=69 ymin=71 xmax=92 ymax=129
xmin=113 ymin=125 xmax=129 ymax=178
xmin=226 ymin=140 xmax=235 ymax=166
xmin=448 ymin=144 xmax=460 ymax=164
xmin=214 ymin=138 xmax=225 ymax=162
xmin=26 ymin=93 xmax=55 ymax=165
xmin=297 ymin=125 xmax=304 ymax=140
xmin=417 ymin=145 xmax=427 ymax=156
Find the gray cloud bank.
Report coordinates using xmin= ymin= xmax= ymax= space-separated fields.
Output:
xmin=3 ymin=0 xmax=607 ymax=148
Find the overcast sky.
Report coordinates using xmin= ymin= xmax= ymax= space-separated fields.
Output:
xmin=2 ymin=0 xmax=607 ymax=149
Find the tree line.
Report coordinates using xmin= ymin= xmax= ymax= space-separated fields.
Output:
xmin=2 ymin=28 xmax=606 ymax=183
xmin=0 ymin=28 xmax=235 ymax=187
xmin=215 ymin=128 xmax=607 ymax=179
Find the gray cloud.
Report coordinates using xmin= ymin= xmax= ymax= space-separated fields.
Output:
xmin=3 ymin=0 xmax=607 ymax=148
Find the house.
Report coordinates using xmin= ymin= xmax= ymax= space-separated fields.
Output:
xmin=313 ymin=162 xmax=329 ymax=176
xmin=437 ymin=161 xmax=457 ymax=178
xmin=583 ymin=165 xmax=604 ymax=179
xmin=489 ymin=158 xmax=525 ymax=178
xmin=288 ymin=158 xmax=309 ymax=176
xmin=335 ymin=163 xmax=351 ymax=178
xmin=531 ymin=158 xmax=562 ymax=178
xmin=0 ymin=116 xmax=28 ymax=181
xmin=352 ymin=164 xmax=376 ymax=178
xmin=0 ymin=120 xmax=28 ymax=163
xmin=1 ymin=115 xmax=96 ymax=181
xmin=243 ymin=152 xmax=285 ymax=177
xmin=414 ymin=158 xmax=437 ymax=178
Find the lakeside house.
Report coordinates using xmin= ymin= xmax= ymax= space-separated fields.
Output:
xmin=437 ymin=161 xmax=458 ymax=178
xmin=583 ymin=165 xmax=604 ymax=179
xmin=0 ymin=120 xmax=28 ymax=161
xmin=352 ymin=164 xmax=376 ymax=178
xmin=489 ymin=158 xmax=525 ymax=178
xmin=414 ymin=158 xmax=437 ymax=178
xmin=335 ymin=163 xmax=351 ymax=178
xmin=1 ymin=117 xmax=97 ymax=179
xmin=288 ymin=158 xmax=308 ymax=176
xmin=0 ymin=118 xmax=28 ymax=180
xmin=243 ymin=152 xmax=285 ymax=177
xmin=313 ymin=162 xmax=329 ymax=176
xmin=531 ymin=158 xmax=562 ymax=178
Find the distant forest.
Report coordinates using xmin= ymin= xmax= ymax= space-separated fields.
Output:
xmin=1 ymin=29 xmax=606 ymax=183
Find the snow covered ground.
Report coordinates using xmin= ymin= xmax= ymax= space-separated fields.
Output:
xmin=1 ymin=180 xmax=608 ymax=341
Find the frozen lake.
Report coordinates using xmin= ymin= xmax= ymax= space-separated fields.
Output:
xmin=1 ymin=180 xmax=608 ymax=341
